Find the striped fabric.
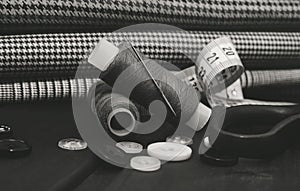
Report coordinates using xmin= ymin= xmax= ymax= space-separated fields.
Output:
xmin=0 ymin=77 xmax=294 ymax=104
xmin=1 ymin=68 xmax=300 ymax=103
xmin=0 ymin=31 xmax=300 ymax=79
xmin=0 ymin=78 xmax=99 ymax=102
xmin=241 ymin=69 xmax=300 ymax=88
xmin=1 ymin=0 xmax=300 ymax=34
xmin=175 ymin=66 xmax=300 ymax=89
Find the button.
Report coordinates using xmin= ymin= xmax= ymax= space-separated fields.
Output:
xmin=0 ymin=125 xmax=13 ymax=139
xmin=0 ymin=139 xmax=32 ymax=157
xmin=130 ymin=156 xmax=161 ymax=172
xmin=166 ymin=135 xmax=193 ymax=145
xmin=58 ymin=138 xmax=87 ymax=151
xmin=147 ymin=142 xmax=192 ymax=161
xmin=116 ymin=141 xmax=143 ymax=154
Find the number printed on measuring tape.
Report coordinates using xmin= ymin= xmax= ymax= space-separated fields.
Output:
xmin=172 ymin=66 xmax=203 ymax=93
xmin=196 ymin=37 xmax=244 ymax=90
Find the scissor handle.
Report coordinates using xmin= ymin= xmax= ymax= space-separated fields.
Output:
xmin=200 ymin=104 xmax=300 ymax=166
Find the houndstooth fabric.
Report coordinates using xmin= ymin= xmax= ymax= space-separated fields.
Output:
xmin=1 ymin=31 xmax=300 ymax=78
xmin=0 ymin=0 xmax=300 ymax=34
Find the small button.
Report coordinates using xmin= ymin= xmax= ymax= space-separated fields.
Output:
xmin=0 ymin=125 xmax=13 ymax=139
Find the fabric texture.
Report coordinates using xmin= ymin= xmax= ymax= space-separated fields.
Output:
xmin=1 ymin=69 xmax=300 ymax=103
xmin=1 ymin=0 xmax=300 ymax=34
xmin=0 ymin=31 xmax=300 ymax=80
xmin=241 ymin=69 xmax=300 ymax=88
xmin=0 ymin=1 xmax=299 ymax=104
xmin=0 ymin=78 xmax=99 ymax=102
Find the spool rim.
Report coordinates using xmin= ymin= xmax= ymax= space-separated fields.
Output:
xmin=107 ymin=108 xmax=136 ymax=136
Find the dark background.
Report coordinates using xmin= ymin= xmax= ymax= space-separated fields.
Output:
xmin=1 ymin=102 xmax=299 ymax=191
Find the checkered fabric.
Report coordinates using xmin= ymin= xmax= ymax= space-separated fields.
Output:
xmin=1 ymin=0 xmax=300 ymax=34
xmin=0 ymin=77 xmax=296 ymax=105
xmin=1 ymin=31 xmax=300 ymax=79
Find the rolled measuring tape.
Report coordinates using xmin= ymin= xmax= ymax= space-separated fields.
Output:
xmin=196 ymin=37 xmax=244 ymax=93
xmin=195 ymin=37 xmax=244 ymax=166
xmin=173 ymin=66 xmax=295 ymax=107
xmin=173 ymin=37 xmax=246 ymax=106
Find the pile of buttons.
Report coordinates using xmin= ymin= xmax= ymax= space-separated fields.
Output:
xmin=117 ymin=136 xmax=193 ymax=172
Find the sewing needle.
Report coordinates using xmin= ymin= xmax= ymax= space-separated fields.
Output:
xmin=125 ymin=38 xmax=177 ymax=116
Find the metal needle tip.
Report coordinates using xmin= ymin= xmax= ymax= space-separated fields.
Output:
xmin=124 ymin=37 xmax=176 ymax=116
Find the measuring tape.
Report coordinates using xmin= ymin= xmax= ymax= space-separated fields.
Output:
xmin=173 ymin=37 xmax=295 ymax=107
xmin=196 ymin=37 xmax=244 ymax=92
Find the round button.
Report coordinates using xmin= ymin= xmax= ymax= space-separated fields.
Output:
xmin=0 ymin=139 xmax=32 ymax=157
xmin=166 ymin=136 xmax=193 ymax=145
xmin=147 ymin=142 xmax=192 ymax=161
xmin=130 ymin=156 xmax=161 ymax=172
xmin=58 ymin=138 xmax=87 ymax=151
xmin=0 ymin=125 xmax=13 ymax=139
xmin=116 ymin=141 xmax=143 ymax=154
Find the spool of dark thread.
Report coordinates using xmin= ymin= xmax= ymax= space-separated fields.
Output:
xmin=90 ymin=81 xmax=180 ymax=145
xmin=90 ymin=80 xmax=139 ymax=137
xmin=89 ymin=40 xmax=202 ymax=131
xmin=90 ymin=80 xmax=179 ymax=145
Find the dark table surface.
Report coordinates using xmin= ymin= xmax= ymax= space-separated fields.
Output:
xmin=1 ymin=102 xmax=300 ymax=191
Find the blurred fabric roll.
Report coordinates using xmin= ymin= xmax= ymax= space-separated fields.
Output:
xmin=0 ymin=0 xmax=300 ymax=34
xmin=241 ymin=70 xmax=300 ymax=88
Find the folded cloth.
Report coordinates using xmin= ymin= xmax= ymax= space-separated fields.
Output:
xmin=1 ymin=0 xmax=300 ymax=34
xmin=1 ymin=31 xmax=300 ymax=79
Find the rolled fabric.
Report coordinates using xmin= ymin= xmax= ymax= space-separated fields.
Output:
xmin=241 ymin=69 xmax=300 ymax=88
xmin=0 ymin=78 xmax=100 ymax=102
xmin=0 ymin=0 xmax=300 ymax=34
xmin=0 ymin=31 xmax=300 ymax=79
xmin=173 ymin=66 xmax=300 ymax=90
xmin=0 ymin=76 xmax=298 ymax=104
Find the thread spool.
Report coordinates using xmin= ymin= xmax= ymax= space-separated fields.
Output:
xmin=90 ymin=80 xmax=181 ymax=145
xmin=88 ymin=38 xmax=211 ymax=132
xmin=90 ymin=80 xmax=140 ymax=137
